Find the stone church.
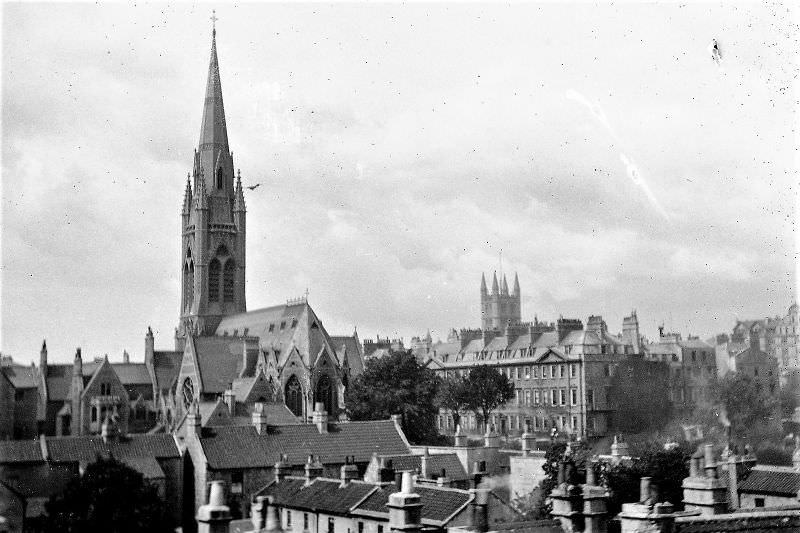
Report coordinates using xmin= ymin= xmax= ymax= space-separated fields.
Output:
xmin=160 ymin=26 xmax=363 ymax=426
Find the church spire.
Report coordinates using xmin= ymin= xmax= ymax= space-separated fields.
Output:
xmin=199 ymin=23 xmax=229 ymax=154
xmin=492 ymin=271 xmax=499 ymax=295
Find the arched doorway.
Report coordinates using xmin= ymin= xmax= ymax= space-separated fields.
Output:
xmin=314 ymin=374 xmax=337 ymax=415
xmin=284 ymin=375 xmax=303 ymax=417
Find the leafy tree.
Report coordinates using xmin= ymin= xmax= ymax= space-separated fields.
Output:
xmin=464 ymin=365 xmax=515 ymax=431
xmin=344 ymin=350 xmax=441 ymax=444
xmin=44 ymin=455 xmax=172 ymax=533
xmin=435 ymin=375 xmax=471 ymax=429
xmin=779 ymin=385 xmax=799 ymax=420
xmin=710 ymin=372 xmax=779 ymax=440
xmin=607 ymin=359 xmax=672 ymax=433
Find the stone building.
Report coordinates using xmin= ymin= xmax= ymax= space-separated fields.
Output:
xmin=158 ymin=25 xmax=362 ymax=427
xmin=642 ymin=331 xmax=717 ymax=411
xmin=773 ymin=303 xmax=800 ymax=391
xmin=424 ymin=313 xmax=643 ymax=439
xmin=1 ymin=356 xmax=39 ymax=440
xmin=481 ymin=272 xmax=521 ymax=330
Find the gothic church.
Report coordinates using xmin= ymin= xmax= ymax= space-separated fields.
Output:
xmin=165 ymin=26 xmax=363 ymax=425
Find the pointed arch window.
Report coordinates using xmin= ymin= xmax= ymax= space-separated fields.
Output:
xmin=315 ymin=374 xmax=337 ymax=416
xmin=285 ymin=375 xmax=303 ymax=417
xmin=223 ymin=260 xmax=235 ymax=302
xmin=184 ymin=260 xmax=194 ymax=309
xmin=209 ymin=258 xmax=221 ymax=302
xmin=216 ymin=167 xmax=224 ymax=189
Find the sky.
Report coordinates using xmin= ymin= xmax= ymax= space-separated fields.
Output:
xmin=2 ymin=2 xmax=798 ymax=365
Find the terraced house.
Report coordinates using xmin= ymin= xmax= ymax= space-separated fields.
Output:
xmin=420 ymin=300 xmax=643 ymax=439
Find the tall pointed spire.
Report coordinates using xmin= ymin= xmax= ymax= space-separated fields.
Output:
xmin=491 ymin=271 xmax=499 ymax=295
xmin=502 ymin=274 xmax=509 ymax=295
xmin=513 ymin=272 xmax=520 ymax=296
xmin=480 ymin=273 xmax=487 ymax=295
xmin=182 ymin=173 xmax=193 ymax=215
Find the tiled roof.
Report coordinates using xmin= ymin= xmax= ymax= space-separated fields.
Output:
xmin=153 ymin=350 xmax=182 ymax=391
xmin=2 ymin=365 xmax=38 ymax=389
xmin=117 ymin=456 xmax=166 ymax=479
xmin=44 ymin=360 xmax=153 ymax=401
xmin=330 ymin=335 xmax=364 ymax=375
xmin=199 ymin=419 xmax=410 ymax=470
xmin=381 ymin=453 xmax=468 ymax=481
xmin=109 ymin=363 xmax=151 ymax=384
xmin=738 ymin=466 xmax=800 ymax=496
xmin=192 ymin=336 xmax=251 ymax=394
xmin=261 ymin=477 xmax=377 ymax=514
xmin=675 ymin=509 xmax=800 ymax=532
xmin=0 ymin=440 xmax=44 ymax=464
xmin=46 ymin=434 xmax=180 ymax=463
xmin=354 ymin=484 xmax=472 ymax=524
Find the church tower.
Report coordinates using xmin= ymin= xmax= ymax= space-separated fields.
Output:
xmin=480 ymin=271 xmax=521 ymax=330
xmin=177 ymin=24 xmax=247 ymax=346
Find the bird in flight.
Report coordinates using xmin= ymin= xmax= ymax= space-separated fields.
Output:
xmin=246 ymin=183 xmax=262 ymax=191
xmin=708 ymin=39 xmax=722 ymax=66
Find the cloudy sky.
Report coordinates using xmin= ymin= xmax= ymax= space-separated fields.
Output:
xmin=2 ymin=2 xmax=797 ymax=365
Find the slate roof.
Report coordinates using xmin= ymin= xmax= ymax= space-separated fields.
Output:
xmin=44 ymin=360 xmax=155 ymax=401
xmin=2 ymin=365 xmax=38 ymax=389
xmin=380 ymin=453 xmax=468 ymax=481
xmin=330 ymin=335 xmax=365 ymax=375
xmin=199 ymin=419 xmax=410 ymax=470
xmin=46 ymin=434 xmax=180 ymax=463
xmin=117 ymin=456 xmax=166 ymax=479
xmin=675 ymin=509 xmax=800 ymax=532
xmin=191 ymin=336 xmax=255 ymax=394
xmin=738 ymin=466 xmax=800 ymax=496
xmin=153 ymin=350 xmax=182 ymax=391
xmin=354 ymin=484 xmax=472 ymax=524
xmin=0 ymin=440 xmax=44 ymax=464
xmin=110 ymin=363 xmax=151 ymax=384
xmin=261 ymin=477 xmax=377 ymax=514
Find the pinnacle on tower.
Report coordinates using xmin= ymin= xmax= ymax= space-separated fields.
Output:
xmin=492 ymin=271 xmax=499 ymax=295
xmin=513 ymin=272 xmax=520 ymax=296
xmin=182 ymin=173 xmax=193 ymax=215
xmin=502 ymin=274 xmax=509 ymax=295
xmin=480 ymin=273 xmax=488 ymax=295
xmin=234 ymin=169 xmax=246 ymax=212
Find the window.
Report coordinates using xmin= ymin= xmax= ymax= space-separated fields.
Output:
xmin=587 ymin=389 xmax=595 ymax=409
xmin=15 ymin=390 xmax=24 ymax=401
xmin=328 ymin=517 xmax=335 ymax=533
xmin=378 ymin=526 xmax=384 ymax=533
xmin=100 ymin=383 xmax=111 ymax=395
xmin=570 ymin=364 xmax=577 ymax=378
xmin=524 ymin=390 xmax=531 ymax=406
xmin=287 ymin=512 xmax=292 ymax=528
xmin=572 ymin=416 xmax=578 ymax=430
xmin=231 ymin=471 xmax=243 ymax=494
xmin=604 ymin=364 xmax=611 ymax=377
xmin=533 ymin=389 xmax=540 ymax=405
xmin=515 ymin=389 xmax=521 ymax=406
xmin=571 ymin=388 xmax=578 ymax=405
xmin=754 ymin=367 xmax=759 ymax=377
xmin=551 ymin=389 xmax=557 ymax=405
xmin=551 ymin=366 xmax=556 ymax=378
xmin=304 ymin=514 xmax=309 ymax=530
xmin=223 ymin=260 xmax=235 ymax=302
xmin=525 ymin=366 xmax=530 ymax=379
xmin=533 ymin=366 xmax=539 ymax=378
xmin=532 ymin=416 xmax=538 ymax=430
xmin=280 ymin=321 xmax=286 ymax=330
xmin=216 ymin=167 xmax=224 ymax=189
xmin=91 ymin=406 xmax=97 ymax=422
xmin=209 ymin=258 xmax=221 ymax=301
xmin=358 ymin=523 xmax=364 ymax=533
xmin=515 ymin=367 xmax=520 ymax=379
xmin=268 ymin=323 xmax=275 ymax=332
xmin=691 ymin=351 xmax=697 ymax=362
xmin=559 ymin=365 xmax=565 ymax=378
xmin=560 ymin=416 xmax=566 ymax=429
xmin=754 ymin=498 xmax=765 ymax=508
xmin=559 ymin=389 xmax=566 ymax=406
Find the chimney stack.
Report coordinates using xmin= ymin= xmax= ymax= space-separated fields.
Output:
xmin=223 ymin=386 xmax=235 ymax=416
xmin=251 ymin=496 xmax=267 ymax=532
xmin=437 ymin=468 xmax=450 ymax=487
xmin=122 ymin=350 xmax=130 ymax=364
xmin=484 ymin=425 xmax=499 ymax=448
xmin=468 ymin=487 xmax=490 ymax=533
xmin=187 ymin=401 xmax=202 ymax=437
xmin=264 ymin=495 xmax=284 ymax=533
xmin=380 ymin=458 xmax=396 ymax=484
xmin=454 ymin=424 xmax=468 ymax=447
xmin=341 ymin=456 xmax=359 ymax=486
xmin=387 ymin=471 xmax=422 ymax=533
xmin=252 ymin=402 xmax=268 ymax=434
xmin=312 ymin=402 xmax=329 ymax=434
xmin=274 ymin=454 xmax=291 ymax=482
xmin=420 ymin=448 xmax=430 ymax=479
xmin=305 ymin=455 xmax=323 ymax=485
xmin=197 ymin=480 xmax=232 ymax=533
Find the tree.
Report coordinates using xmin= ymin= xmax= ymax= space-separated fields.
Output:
xmin=710 ymin=372 xmax=779 ymax=440
xmin=44 ymin=455 xmax=172 ymax=533
xmin=607 ymin=359 xmax=672 ymax=433
xmin=435 ymin=375 xmax=471 ymax=429
xmin=344 ymin=350 xmax=441 ymax=444
xmin=464 ymin=365 xmax=515 ymax=431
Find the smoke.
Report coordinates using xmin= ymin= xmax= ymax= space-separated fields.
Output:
xmin=565 ymin=89 xmax=670 ymax=221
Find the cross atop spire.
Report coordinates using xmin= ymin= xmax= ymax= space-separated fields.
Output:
xmin=210 ymin=10 xmax=218 ymax=37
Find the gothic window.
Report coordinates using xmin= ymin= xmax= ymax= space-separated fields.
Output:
xmin=216 ymin=167 xmax=224 ymax=189
xmin=184 ymin=260 xmax=194 ymax=310
xmin=209 ymin=258 xmax=221 ymax=302
xmin=285 ymin=375 xmax=303 ymax=417
xmin=223 ymin=260 xmax=235 ymax=302
xmin=314 ymin=374 xmax=337 ymax=415
xmin=182 ymin=378 xmax=195 ymax=409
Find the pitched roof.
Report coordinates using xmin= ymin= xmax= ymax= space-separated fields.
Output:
xmin=117 ymin=456 xmax=166 ymax=479
xmin=46 ymin=434 xmax=180 ymax=463
xmin=44 ymin=360 xmax=153 ymax=401
xmin=675 ymin=509 xmax=800 ymax=532
xmin=354 ymin=484 xmax=472 ymax=524
xmin=190 ymin=336 xmax=257 ymax=394
xmin=153 ymin=350 xmax=182 ymax=391
xmin=2 ymin=364 xmax=38 ymax=389
xmin=380 ymin=453 xmax=468 ymax=481
xmin=330 ymin=334 xmax=365 ymax=375
xmin=199 ymin=419 xmax=410 ymax=470
xmin=0 ymin=440 xmax=44 ymax=464
xmin=110 ymin=363 xmax=151 ymax=384
xmin=261 ymin=477 xmax=377 ymax=514
xmin=738 ymin=466 xmax=800 ymax=496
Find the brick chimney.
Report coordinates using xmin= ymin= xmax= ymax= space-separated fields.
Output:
xmin=312 ymin=402 xmax=328 ymax=434
xmin=420 ymin=448 xmax=431 ymax=479
xmin=582 ymin=461 xmax=608 ymax=533
xmin=341 ymin=455 xmax=359 ymax=486
xmin=387 ymin=471 xmax=422 ymax=533
xmin=436 ymin=468 xmax=450 ymax=487
xmin=682 ymin=445 xmax=728 ymax=516
xmin=305 ymin=455 xmax=323 ymax=485
xmin=223 ymin=386 xmax=235 ymax=416
xmin=484 ymin=424 xmax=500 ymax=448
xmin=197 ymin=480 xmax=232 ymax=533
xmin=252 ymin=402 xmax=268 ymax=434
xmin=619 ymin=477 xmax=699 ymax=532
